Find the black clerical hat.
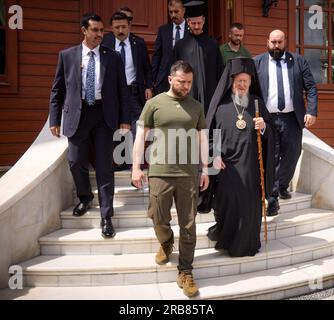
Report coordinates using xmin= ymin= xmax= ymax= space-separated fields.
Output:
xmin=184 ymin=1 xmax=206 ymax=17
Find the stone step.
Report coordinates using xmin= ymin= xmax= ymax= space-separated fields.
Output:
xmin=43 ymin=208 xmax=334 ymax=255
xmin=3 ymin=255 xmax=334 ymax=300
xmin=19 ymin=226 xmax=334 ymax=287
xmin=73 ymin=186 xmax=150 ymax=206
xmin=62 ymin=204 xmax=215 ymax=229
xmin=75 ymin=183 xmax=313 ymax=208
xmin=66 ymin=192 xmax=312 ymax=229
xmin=91 ymin=170 xmax=134 ymax=187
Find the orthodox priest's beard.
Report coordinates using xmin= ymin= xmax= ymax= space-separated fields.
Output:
xmin=232 ymin=92 xmax=249 ymax=108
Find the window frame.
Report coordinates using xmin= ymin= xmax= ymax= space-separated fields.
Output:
xmin=290 ymin=0 xmax=334 ymax=90
xmin=0 ymin=0 xmax=18 ymax=94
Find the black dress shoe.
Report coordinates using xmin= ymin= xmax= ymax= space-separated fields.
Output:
xmin=266 ymin=198 xmax=280 ymax=217
xmin=101 ymin=218 xmax=116 ymax=238
xmin=73 ymin=201 xmax=92 ymax=217
xmin=279 ymin=189 xmax=292 ymax=199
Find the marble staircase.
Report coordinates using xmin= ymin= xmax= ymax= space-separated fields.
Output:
xmin=2 ymin=170 xmax=334 ymax=300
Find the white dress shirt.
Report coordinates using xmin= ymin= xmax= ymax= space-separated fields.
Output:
xmin=115 ymin=37 xmax=136 ymax=85
xmin=173 ymin=20 xmax=186 ymax=47
xmin=266 ymin=53 xmax=294 ymax=113
xmin=81 ymin=43 xmax=102 ymax=100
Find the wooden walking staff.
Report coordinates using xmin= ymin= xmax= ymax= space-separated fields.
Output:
xmin=254 ymin=99 xmax=268 ymax=243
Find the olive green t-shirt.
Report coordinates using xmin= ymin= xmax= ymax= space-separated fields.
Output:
xmin=220 ymin=42 xmax=252 ymax=68
xmin=139 ymin=93 xmax=206 ymax=177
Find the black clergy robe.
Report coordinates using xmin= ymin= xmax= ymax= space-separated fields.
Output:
xmin=173 ymin=33 xmax=223 ymax=115
xmin=207 ymin=94 xmax=275 ymax=257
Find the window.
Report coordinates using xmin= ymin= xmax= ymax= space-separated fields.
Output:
xmin=0 ymin=0 xmax=5 ymax=75
xmin=0 ymin=0 xmax=18 ymax=94
xmin=295 ymin=0 xmax=334 ymax=85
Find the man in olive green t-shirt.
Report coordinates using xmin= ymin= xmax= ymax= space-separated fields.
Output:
xmin=132 ymin=60 xmax=209 ymax=298
xmin=220 ymin=22 xmax=252 ymax=69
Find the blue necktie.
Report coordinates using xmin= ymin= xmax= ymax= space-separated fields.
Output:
xmin=120 ymin=41 xmax=126 ymax=66
xmin=276 ymin=59 xmax=285 ymax=111
xmin=85 ymin=51 xmax=95 ymax=106
xmin=175 ymin=25 xmax=181 ymax=44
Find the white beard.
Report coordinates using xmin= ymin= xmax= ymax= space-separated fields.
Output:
xmin=232 ymin=92 xmax=249 ymax=108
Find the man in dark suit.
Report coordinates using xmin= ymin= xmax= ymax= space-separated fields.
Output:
xmin=103 ymin=11 xmax=153 ymax=136
xmin=102 ymin=11 xmax=152 ymax=170
xmin=151 ymin=0 xmax=188 ymax=95
xmin=254 ymin=29 xmax=318 ymax=216
xmin=49 ymin=13 xmax=130 ymax=238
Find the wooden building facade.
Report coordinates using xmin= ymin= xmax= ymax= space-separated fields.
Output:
xmin=0 ymin=0 xmax=333 ymax=166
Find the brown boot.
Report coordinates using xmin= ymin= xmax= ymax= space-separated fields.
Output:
xmin=155 ymin=237 xmax=174 ymax=265
xmin=176 ymin=271 xmax=199 ymax=297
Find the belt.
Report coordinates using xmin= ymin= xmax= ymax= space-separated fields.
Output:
xmin=127 ymin=82 xmax=138 ymax=89
xmin=127 ymin=82 xmax=139 ymax=96
xmin=271 ymin=111 xmax=294 ymax=116
xmin=82 ymin=99 xmax=102 ymax=107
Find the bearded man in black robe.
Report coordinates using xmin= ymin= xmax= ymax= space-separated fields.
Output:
xmin=172 ymin=2 xmax=222 ymax=115
xmin=206 ymin=57 xmax=275 ymax=257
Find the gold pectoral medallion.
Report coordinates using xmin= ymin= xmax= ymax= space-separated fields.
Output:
xmin=236 ymin=115 xmax=247 ymax=130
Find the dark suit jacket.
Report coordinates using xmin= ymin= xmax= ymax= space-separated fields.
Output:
xmin=254 ymin=52 xmax=318 ymax=129
xmin=102 ymin=32 xmax=153 ymax=106
xmin=151 ymin=22 xmax=189 ymax=93
xmin=49 ymin=44 xmax=130 ymax=137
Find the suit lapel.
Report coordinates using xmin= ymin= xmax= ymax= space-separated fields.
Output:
xmin=167 ymin=23 xmax=173 ymax=51
xmin=286 ymin=52 xmax=294 ymax=100
xmin=100 ymin=46 xmax=108 ymax=87
xmin=261 ymin=54 xmax=269 ymax=104
xmin=110 ymin=35 xmax=116 ymax=50
xmin=75 ymin=44 xmax=82 ymax=85
xmin=130 ymin=34 xmax=138 ymax=72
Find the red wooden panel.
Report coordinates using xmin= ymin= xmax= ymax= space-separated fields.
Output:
xmin=23 ymin=19 xmax=79 ymax=33
xmin=19 ymin=54 xmax=58 ymax=66
xmin=245 ymin=16 xmax=287 ymax=28
xmin=83 ymin=0 xmax=167 ymax=43
xmin=20 ymin=42 xmax=72 ymax=54
xmin=0 ymin=154 xmax=22 ymax=164
xmin=245 ymin=0 xmax=288 ymax=10
xmin=0 ymin=110 xmax=48 ymax=121
xmin=19 ymin=64 xmax=58 ymax=77
xmin=0 ymin=144 xmax=31 ymax=155
xmin=20 ymin=31 xmax=80 ymax=45
xmin=20 ymin=76 xmax=54 ymax=88
xmin=20 ymin=0 xmax=79 ymax=11
xmin=244 ymin=6 xmax=288 ymax=19
xmin=0 ymin=121 xmax=45 ymax=132
xmin=23 ymin=8 xmax=80 ymax=23
xmin=18 ymin=87 xmax=51 ymax=98
xmin=0 ymin=98 xmax=49 ymax=109
xmin=0 ymin=132 xmax=40 ymax=144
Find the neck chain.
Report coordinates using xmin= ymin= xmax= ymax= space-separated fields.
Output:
xmin=232 ymin=95 xmax=247 ymax=130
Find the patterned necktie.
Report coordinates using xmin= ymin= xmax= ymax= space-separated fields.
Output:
xmin=276 ymin=59 xmax=286 ymax=111
xmin=175 ymin=25 xmax=181 ymax=44
xmin=120 ymin=41 xmax=126 ymax=66
xmin=85 ymin=51 xmax=95 ymax=106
